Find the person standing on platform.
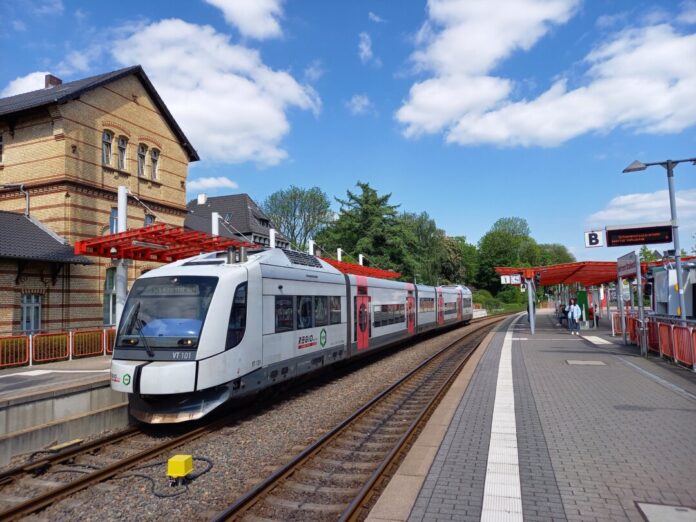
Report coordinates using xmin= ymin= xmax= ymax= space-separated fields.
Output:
xmin=567 ymin=298 xmax=582 ymax=335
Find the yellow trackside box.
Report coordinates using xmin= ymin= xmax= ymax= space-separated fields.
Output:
xmin=167 ymin=455 xmax=193 ymax=479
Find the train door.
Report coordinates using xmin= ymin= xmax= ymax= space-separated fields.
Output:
xmin=437 ymin=288 xmax=445 ymax=325
xmin=407 ymin=293 xmax=415 ymax=334
xmin=457 ymin=290 xmax=463 ymax=321
xmin=355 ymin=295 xmax=370 ymax=349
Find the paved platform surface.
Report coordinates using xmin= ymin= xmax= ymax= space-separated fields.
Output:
xmin=0 ymin=356 xmax=111 ymax=402
xmin=369 ymin=310 xmax=696 ymax=522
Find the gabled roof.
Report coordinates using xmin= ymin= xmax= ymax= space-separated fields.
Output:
xmin=0 ymin=211 xmax=90 ymax=264
xmin=0 ymin=65 xmax=199 ymax=161
xmin=185 ymin=193 xmax=289 ymax=243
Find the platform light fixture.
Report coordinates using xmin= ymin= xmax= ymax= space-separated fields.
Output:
xmin=622 ymin=156 xmax=696 ymax=322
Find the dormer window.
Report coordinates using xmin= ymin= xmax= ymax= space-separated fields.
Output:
xmin=102 ymin=130 xmax=113 ymax=165
xmin=117 ymin=136 xmax=128 ymax=170
xmin=150 ymin=148 xmax=159 ymax=180
xmin=137 ymin=143 xmax=147 ymax=177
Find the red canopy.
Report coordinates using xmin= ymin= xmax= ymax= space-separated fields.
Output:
xmin=321 ymin=258 xmax=401 ymax=279
xmin=74 ymin=224 xmax=257 ymax=263
xmin=496 ymin=261 xmax=638 ymax=286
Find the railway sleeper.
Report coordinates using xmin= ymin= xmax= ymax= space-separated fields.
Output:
xmin=312 ymin=457 xmax=377 ymax=471
xmin=322 ymin=447 xmax=384 ymax=459
xmin=282 ymin=480 xmax=360 ymax=496
xmin=297 ymin=467 xmax=370 ymax=483
xmin=263 ymin=495 xmax=346 ymax=514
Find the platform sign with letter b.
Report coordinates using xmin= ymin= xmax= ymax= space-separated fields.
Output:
xmin=584 ymin=230 xmax=604 ymax=248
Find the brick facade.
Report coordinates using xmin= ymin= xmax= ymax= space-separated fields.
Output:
xmin=0 ymin=71 xmax=193 ymax=334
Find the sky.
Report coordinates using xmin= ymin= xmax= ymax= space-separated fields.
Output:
xmin=1 ymin=0 xmax=695 ymax=262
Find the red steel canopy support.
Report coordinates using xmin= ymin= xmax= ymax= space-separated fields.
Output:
xmin=74 ymin=224 xmax=258 ymax=263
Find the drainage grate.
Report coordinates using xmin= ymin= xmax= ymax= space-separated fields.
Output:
xmin=566 ymin=360 xmax=606 ymax=366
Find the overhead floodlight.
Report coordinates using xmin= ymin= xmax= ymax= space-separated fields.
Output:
xmin=622 ymin=160 xmax=647 ymax=173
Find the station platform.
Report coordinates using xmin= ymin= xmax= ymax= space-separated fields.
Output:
xmin=368 ymin=310 xmax=696 ymax=522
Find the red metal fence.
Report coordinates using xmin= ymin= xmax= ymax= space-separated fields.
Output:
xmin=0 ymin=327 xmax=115 ymax=369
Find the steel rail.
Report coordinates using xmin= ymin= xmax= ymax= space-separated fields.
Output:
xmin=212 ymin=314 xmax=508 ymax=521
xmin=0 ymin=419 xmax=228 ymax=521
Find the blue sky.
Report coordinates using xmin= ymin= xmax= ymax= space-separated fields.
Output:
xmin=2 ymin=0 xmax=695 ymax=261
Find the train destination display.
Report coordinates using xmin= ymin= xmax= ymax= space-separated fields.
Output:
xmin=605 ymin=222 xmax=673 ymax=247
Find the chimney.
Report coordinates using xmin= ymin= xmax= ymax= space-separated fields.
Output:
xmin=45 ymin=74 xmax=62 ymax=88
xmin=197 ymin=193 xmax=208 ymax=205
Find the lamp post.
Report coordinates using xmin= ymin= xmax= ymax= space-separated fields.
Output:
xmin=623 ymin=157 xmax=696 ymax=321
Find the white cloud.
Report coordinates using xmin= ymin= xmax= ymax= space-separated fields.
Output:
xmin=358 ymin=32 xmax=381 ymax=66
xmin=112 ymin=19 xmax=320 ymax=166
xmin=304 ymin=59 xmax=324 ymax=82
xmin=204 ymin=0 xmax=283 ymax=39
xmin=188 ymin=176 xmax=239 ymax=191
xmin=33 ymin=0 xmax=64 ymax=15
xmin=1 ymin=71 xmax=49 ymax=97
xmin=397 ymin=1 xmax=696 ymax=147
xmin=678 ymin=0 xmax=696 ymax=24
xmin=346 ymin=94 xmax=373 ymax=115
xmin=12 ymin=20 xmax=27 ymax=31
xmin=587 ymin=189 xmax=696 ymax=225
xmin=368 ymin=12 xmax=385 ymax=23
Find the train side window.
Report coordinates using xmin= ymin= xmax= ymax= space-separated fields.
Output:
xmin=297 ymin=296 xmax=313 ymax=330
xmin=275 ymin=295 xmax=294 ymax=332
xmin=226 ymin=282 xmax=247 ymax=349
xmin=314 ymin=296 xmax=328 ymax=327
xmin=329 ymin=296 xmax=341 ymax=324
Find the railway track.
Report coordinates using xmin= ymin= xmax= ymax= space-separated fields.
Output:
xmin=0 ymin=419 xmax=226 ymax=521
xmin=212 ymin=314 xmax=506 ymax=522
xmin=0 ymin=315 xmax=506 ymax=521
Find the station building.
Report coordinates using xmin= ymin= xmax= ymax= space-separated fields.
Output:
xmin=0 ymin=66 xmax=198 ymax=334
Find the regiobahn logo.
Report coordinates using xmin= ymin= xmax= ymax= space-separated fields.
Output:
xmin=298 ymin=328 xmax=328 ymax=349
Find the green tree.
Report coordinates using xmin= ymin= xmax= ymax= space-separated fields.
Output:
xmin=639 ymin=245 xmax=657 ymax=262
xmin=398 ymin=211 xmax=446 ymax=284
xmin=316 ymin=182 xmax=416 ymax=277
xmin=262 ymin=186 xmax=332 ymax=249
xmin=491 ymin=217 xmax=530 ymax=237
xmin=440 ymin=236 xmax=478 ymax=285
xmin=538 ymin=243 xmax=575 ymax=265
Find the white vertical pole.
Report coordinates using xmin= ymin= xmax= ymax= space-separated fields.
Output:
xmin=358 ymin=254 xmax=364 ymax=266
xmin=636 ymin=256 xmax=647 ymax=356
xmin=211 ymin=212 xmax=220 ymax=236
xmin=337 ymin=248 xmax=342 ymax=261
xmin=115 ymin=186 xmax=128 ymax=327
xmin=618 ymin=276 xmax=627 ymax=345
xmin=269 ymin=228 xmax=276 ymax=248
xmin=308 ymin=239 xmax=315 ymax=255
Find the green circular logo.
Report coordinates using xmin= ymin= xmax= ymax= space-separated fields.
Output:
xmin=320 ymin=328 xmax=327 ymax=347
xmin=122 ymin=374 xmax=131 ymax=386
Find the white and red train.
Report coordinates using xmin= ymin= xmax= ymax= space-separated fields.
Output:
xmin=110 ymin=248 xmax=473 ymax=423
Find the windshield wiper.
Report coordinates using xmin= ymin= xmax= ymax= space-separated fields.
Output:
xmin=134 ymin=317 xmax=155 ymax=358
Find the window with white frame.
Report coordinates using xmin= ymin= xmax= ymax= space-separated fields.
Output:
xmin=102 ymin=130 xmax=113 ymax=165
xmin=150 ymin=148 xmax=159 ymax=180
xmin=137 ymin=144 xmax=147 ymax=177
xmin=117 ymin=136 xmax=128 ymax=170
xmin=103 ymin=268 xmax=117 ymax=325
xmin=109 ymin=207 xmax=118 ymax=234
xmin=21 ymin=294 xmax=41 ymax=332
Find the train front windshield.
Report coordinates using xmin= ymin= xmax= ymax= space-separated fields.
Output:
xmin=117 ymin=276 xmax=218 ymax=348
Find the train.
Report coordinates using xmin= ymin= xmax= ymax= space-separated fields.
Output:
xmin=110 ymin=248 xmax=473 ymax=423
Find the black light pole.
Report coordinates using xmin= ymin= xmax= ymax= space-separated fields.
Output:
xmin=623 ymin=157 xmax=696 ymax=322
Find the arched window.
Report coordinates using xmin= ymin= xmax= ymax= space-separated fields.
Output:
xmin=137 ymin=143 xmax=147 ymax=177
xmin=150 ymin=148 xmax=159 ymax=180
xmin=102 ymin=130 xmax=113 ymax=165
xmin=117 ymin=136 xmax=128 ymax=170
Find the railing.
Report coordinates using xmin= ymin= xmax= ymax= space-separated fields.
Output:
xmin=610 ymin=312 xmax=695 ymax=371
xmin=0 ymin=326 xmax=116 ymax=369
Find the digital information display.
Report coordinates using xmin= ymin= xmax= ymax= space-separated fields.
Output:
xmin=606 ymin=224 xmax=673 ymax=247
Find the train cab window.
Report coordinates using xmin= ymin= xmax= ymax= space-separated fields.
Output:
xmin=314 ymin=296 xmax=328 ymax=327
xmin=329 ymin=296 xmax=341 ymax=325
xmin=297 ymin=296 xmax=313 ymax=330
xmin=226 ymin=282 xmax=247 ymax=349
xmin=275 ymin=295 xmax=294 ymax=332
xmin=463 ymin=297 xmax=472 ymax=308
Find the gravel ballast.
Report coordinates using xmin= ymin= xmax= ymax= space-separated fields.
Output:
xmin=27 ymin=324 xmax=485 ymax=521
